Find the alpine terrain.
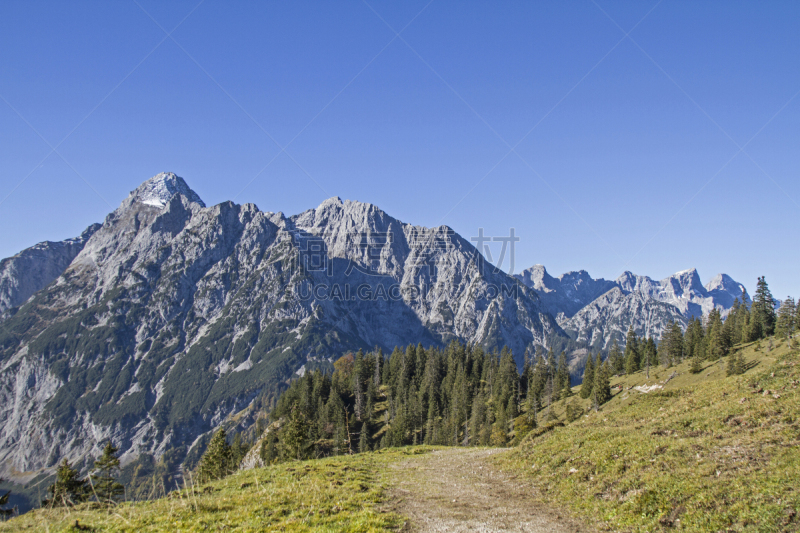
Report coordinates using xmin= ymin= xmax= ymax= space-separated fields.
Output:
xmin=0 ymin=172 xmax=561 ymax=484
xmin=515 ymin=265 xmax=749 ymax=350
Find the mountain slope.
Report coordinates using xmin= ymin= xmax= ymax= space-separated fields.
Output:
xmin=560 ymin=287 xmax=688 ymax=350
xmin=0 ymin=223 xmax=100 ymax=319
xmin=0 ymin=172 xmax=563 ymax=481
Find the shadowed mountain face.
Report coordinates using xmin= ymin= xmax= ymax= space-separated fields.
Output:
xmin=0 ymin=173 xmax=562 ymax=479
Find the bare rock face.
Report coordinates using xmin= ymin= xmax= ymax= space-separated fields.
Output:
xmin=515 ymin=265 xmax=617 ymax=320
xmin=560 ymin=287 xmax=688 ymax=351
xmin=517 ymin=265 xmax=750 ymax=350
xmin=615 ymin=268 xmax=746 ymax=319
xmin=0 ymin=173 xmax=563 ymax=481
xmin=0 ymin=223 xmax=100 ymax=318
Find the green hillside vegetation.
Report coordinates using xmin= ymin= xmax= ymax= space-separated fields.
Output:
xmin=6 ymin=278 xmax=796 ymax=530
xmin=0 ymin=447 xmax=440 ymax=532
xmin=499 ymin=336 xmax=800 ymax=531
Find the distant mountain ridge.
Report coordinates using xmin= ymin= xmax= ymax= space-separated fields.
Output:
xmin=515 ymin=265 xmax=749 ymax=350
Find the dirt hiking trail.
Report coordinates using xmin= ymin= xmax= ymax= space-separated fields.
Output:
xmin=384 ymin=448 xmax=594 ymax=533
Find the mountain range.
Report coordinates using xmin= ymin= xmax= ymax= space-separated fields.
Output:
xmin=0 ymin=172 xmax=749 ymax=482
xmin=514 ymin=265 xmax=749 ymax=351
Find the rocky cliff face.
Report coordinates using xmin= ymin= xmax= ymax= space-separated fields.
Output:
xmin=560 ymin=287 xmax=688 ymax=350
xmin=0 ymin=173 xmax=562 ymax=481
xmin=615 ymin=268 xmax=746 ymax=319
xmin=515 ymin=265 xmax=617 ymax=320
xmin=0 ymin=223 xmax=101 ymax=319
xmin=517 ymin=265 xmax=749 ymax=350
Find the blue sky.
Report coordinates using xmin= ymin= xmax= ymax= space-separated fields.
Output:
xmin=1 ymin=1 xmax=798 ymax=298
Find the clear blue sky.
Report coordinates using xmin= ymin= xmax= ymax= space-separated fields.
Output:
xmin=1 ymin=1 xmax=798 ymax=299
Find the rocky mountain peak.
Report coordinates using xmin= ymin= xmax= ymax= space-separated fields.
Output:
xmin=665 ymin=268 xmax=704 ymax=293
xmin=129 ymin=172 xmax=205 ymax=208
xmin=517 ymin=264 xmax=553 ymax=292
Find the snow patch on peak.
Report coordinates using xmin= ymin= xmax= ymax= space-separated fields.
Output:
xmin=134 ymin=172 xmax=205 ymax=208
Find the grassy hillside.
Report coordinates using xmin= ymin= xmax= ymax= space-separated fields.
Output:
xmin=0 ymin=448 xmax=439 ymax=532
xmin=499 ymin=337 xmax=800 ymax=531
xmin=5 ymin=338 xmax=798 ymax=532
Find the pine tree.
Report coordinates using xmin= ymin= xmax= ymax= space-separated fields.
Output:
xmin=624 ymin=326 xmax=640 ymax=374
xmin=609 ymin=338 xmax=624 ymax=374
xmin=230 ymin=433 xmax=249 ymax=467
xmin=260 ymin=432 xmax=279 ymax=465
xmin=556 ymin=351 xmax=571 ymax=398
xmin=689 ymin=353 xmax=703 ymax=374
xmin=579 ymin=353 xmax=595 ymax=399
xmin=43 ymin=459 xmax=87 ymax=507
xmin=565 ymin=399 xmax=583 ymax=423
xmin=643 ymin=337 xmax=657 ymax=379
xmin=593 ymin=358 xmax=612 ymax=406
xmin=775 ymin=297 xmax=796 ymax=339
xmin=752 ymin=276 xmax=776 ymax=338
xmin=90 ymin=441 xmax=124 ymax=504
xmin=705 ymin=310 xmax=726 ymax=361
xmin=358 ymin=422 xmax=370 ymax=453
xmin=727 ymin=349 xmax=745 ymax=376
xmin=196 ymin=429 xmax=233 ymax=483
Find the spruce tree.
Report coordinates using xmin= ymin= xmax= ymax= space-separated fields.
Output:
xmin=643 ymin=337 xmax=657 ymax=379
xmin=609 ymin=338 xmax=624 ymax=374
xmin=43 ymin=459 xmax=87 ymax=507
xmin=579 ymin=353 xmax=595 ymax=399
xmin=752 ymin=276 xmax=776 ymax=338
xmin=358 ymin=422 xmax=370 ymax=453
xmin=230 ymin=433 xmax=249 ymax=467
xmin=624 ymin=326 xmax=640 ymax=374
xmin=90 ymin=441 xmax=124 ymax=504
xmin=196 ymin=429 xmax=233 ymax=483
xmin=689 ymin=353 xmax=703 ymax=374
xmin=593 ymin=358 xmax=612 ymax=406
xmin=556 ymin=351 xmax=571 ymax=398
xmin=775 ymin=297 xmax=796 ymax=339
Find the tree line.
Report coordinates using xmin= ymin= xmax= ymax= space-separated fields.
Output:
xmin=234 ymin=339 xmax=608 ymax=469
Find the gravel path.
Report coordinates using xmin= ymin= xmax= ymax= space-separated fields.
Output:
xmin=384 ymin=448 xmax=593 ymax=533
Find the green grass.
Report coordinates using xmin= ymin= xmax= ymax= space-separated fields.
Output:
xmin=499 ymin=338 xmax=800 ymax=532
xmin=1 ymin=447 xmax=438 ymax=532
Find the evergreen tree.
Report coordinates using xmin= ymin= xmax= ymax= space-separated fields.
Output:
xmin=775 ymin=297 xmax=796 ymax=339
xmin=689 ymin=352 xmax=703 ymax=374
xmin=642 ymin=337 xmax=657 ymax=379
xmin=230 ymin=433 xmax=250 ymax=467
xmin=579 ymin=353 xmax=595 ymax=399
xmin=358 ymin=422 xmax=370 ymax=453
xmin=727 ymin=349 xmax=745 ymax=376
xmin=43 ymin=459 xmax=87 ymax=507
xmin=556 ymin=351 xmax=571 ymax=398
xmin=705 ymin=310 xmax=727 ymax=361
xmin=565 ymin=399 xmax=583 ymax=423
xmin=624 ymin=326 xmax=640 ymax=374
xmin=659 ymin=321 xmax=684 ymax=367
xmin=196 ymin=429 xmax=233 ymax=483
xmin=609 ymin=338 xmax=624 ymax=374
xmin=593 ymin=358 xmax=612 ymax=406
xmin=0 ymin=480 xmax=13 ymax=518
xmin=260 ymin=432 xmax=279 ymax=465
xmin=90 ymin=441 xmax=124 ymax=504
xmin=752 ymin=276 xmax=776 ymax=338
